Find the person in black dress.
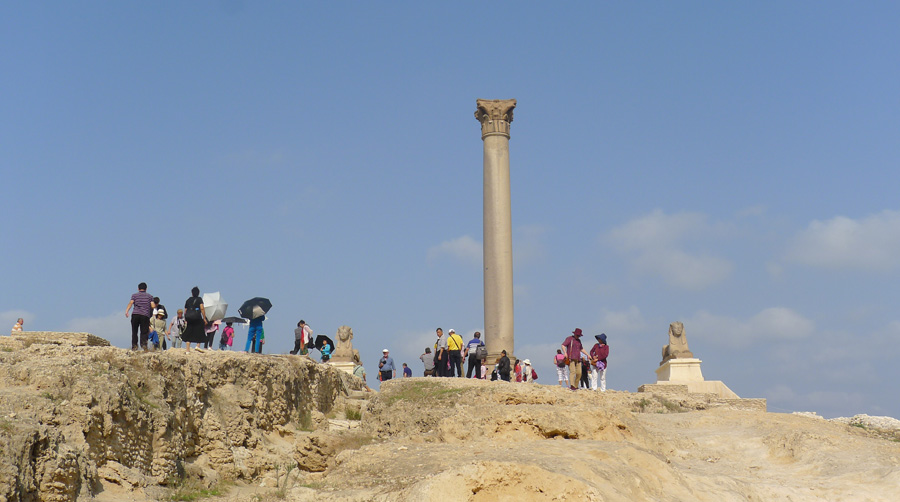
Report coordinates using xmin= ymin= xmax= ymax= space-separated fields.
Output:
xmin=182 ymin=286 xmax=208 ymax=352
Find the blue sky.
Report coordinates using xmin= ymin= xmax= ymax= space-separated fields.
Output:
xmin=3 ymin=2 xmax=899 ymax=418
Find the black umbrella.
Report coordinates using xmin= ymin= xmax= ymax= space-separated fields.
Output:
xmin=221 ymin=316 xmax=248 ymax=324
xmin=238 ymin=297 xmax=272 ymax=320
xmin=314 ymin=335 xmax=334 ymax=352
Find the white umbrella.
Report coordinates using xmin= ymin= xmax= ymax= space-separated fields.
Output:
xmin=202 ymin=291 xmax=228 ymax=322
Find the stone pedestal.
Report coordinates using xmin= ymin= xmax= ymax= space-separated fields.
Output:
xmin=652 ymin=358 xmax=739 ymax=399
xmin=656 ymin=358 xmax=705 ymax=382
xmin=328 ymin=360 xmax=355 ymax=377
xmin=475 ymin=98 xmax=517 ymax=363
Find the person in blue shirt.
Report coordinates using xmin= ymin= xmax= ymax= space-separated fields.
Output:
xmin=402 ymin=363 xmax=412 ymax=378
xmin=378 ymin=349 xmax=396 ymax=381
xmin=463 ymin=331 xmax=486 ymax=379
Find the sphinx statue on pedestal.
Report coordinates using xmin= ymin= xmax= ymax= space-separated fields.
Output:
xmin=661 ymin=321 xmax=693 ymax=365
xmin=331 ymin=325 xmax=359 ymax=363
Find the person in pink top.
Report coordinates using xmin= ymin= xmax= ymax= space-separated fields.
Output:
xmin=561 ymin=328 xmax=590 ymax=390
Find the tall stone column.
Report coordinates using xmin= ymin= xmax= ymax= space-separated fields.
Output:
xmin=475 ymin=98 xmax=517 ymax=363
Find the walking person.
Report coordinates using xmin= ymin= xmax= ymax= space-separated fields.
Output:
xmin=420 ymin=348 xmax=435 ymax=376
xmin=125 ymin=282 xmax=156 ymax=351
xmin=433 ymin=328 xmax=449 ymax=377
xmin=205 ymin=320 xmax=220 ymax=349
xmin=378 ymin=349 xmax=396 ymax=381
xmin=554 ymin=349 xmax=569 ymax=388
xmin=589 ymin=333 xmax=609 ymax=391
xmin=447 ymin=329 xmax=464 ymax=377
xmin=561 ymin=328 xmax=590 ymax=390
xmin=463 ymin=332 xmax=485 ymax=379
xmin=169 ymin=309 xmax=186 ymax=349
xmin=182 ymin=286 xmax=208 ymax=352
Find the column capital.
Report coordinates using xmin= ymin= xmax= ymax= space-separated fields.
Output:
xmin=475 ymin=99 xmax=516 ymax=139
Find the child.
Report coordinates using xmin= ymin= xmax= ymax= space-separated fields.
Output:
xmin=320 ymin=342 xmax=331 ymax=362
xmin=219 ymin=322 xmax=234 ymax=350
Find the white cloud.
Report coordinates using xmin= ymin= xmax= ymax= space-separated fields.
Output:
xmin=685 ymin=307 xmax=814 ymax=347
xmin=737 ymin=205 xmax=766 ymax=218
xmin=65 ymin=311 xmax=132 ymax=348
xmin=605 ymin=210 xmax=733 ymax=290
xmin=786 ymin=210 xmax=900 ymax=271
xmin=599 ymin=306 xmax=647 ymax=333
xmin=0 ymin=310 xmax=35 ymax=332
xmin=427 ymin=235 xmax=482 ymax=264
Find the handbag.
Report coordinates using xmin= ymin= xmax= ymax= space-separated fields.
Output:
xmin=563 ymin=357 xmax=571 ymax=366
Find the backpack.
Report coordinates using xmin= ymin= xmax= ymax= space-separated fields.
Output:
xmin=475 ymin=344 xmax=488 ymax=360
xmin=184 ymin=297 xmax=202 ymax=321
xmin=531 ymin=368 xmax=538 ymax=380
xmin=556 ymin=354 xmax=566 ymax=368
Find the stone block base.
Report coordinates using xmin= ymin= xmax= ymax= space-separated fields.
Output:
xmin=328 ymin=360 xmax=356 ymax=376
xmin=656 ymin=358 xmax=704 ymax=382
xmin=641 ymin=381 xmax=740 ymax=399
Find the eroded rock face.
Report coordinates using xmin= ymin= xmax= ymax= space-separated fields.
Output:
xmin=0 ymin=337 xmax=360 ymax=501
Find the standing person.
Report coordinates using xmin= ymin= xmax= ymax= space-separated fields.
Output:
xmin=169 ymin=309 xmax=186 ymax=349
xmin=420 ymin=348 xmax=435 ymax=376
xmin=219 ymin=322 xmax=234 ymax=351
xmin=255 ymin=327 xmax=265 ymax=354
xmin=561 ymin=328 xmax=590 ymax=390
xmin=205 ymin=320 xmax=220 ymax=349
xmin=149 ymin=310 xmax=168 ymax=350
xmin=497 ymin=350 xmax=511 ymax=382
xmin=352 ymin=354 xmax=370 ymax=391
xmin=125 ymin=282 xmax=156 ymax=351
xmin=433 ymin=328 xmax=448 ymax=377
xmin=589 ymin=333 xmax=609 ymax=392
xmin=580 ymin=357 xmax=590 ymax=389
xmin=514 ymin=359 xmax=523 ymax=382
xmin=11 ymin=318 xmax=24 ymax=333
xmin=378 ymin=349 xmax=396 ymax=381
xmin=152 ymin=297 xmax=167 ymax=320
xmin=182 ymin=287 xmax=208 ymax=352
xmin=447 ymin=329 xmax=464 ymax=377
xmin=246 ymin=316 xmax=264 ymax=353
xmin=291 ymin=320 xmax=312 ymax=355
xmin=479 ymin=359 xmax=488 ymax=380
xmin=554 ymin=349 xmax=569 ymax=388
xmin=402 ymin=363 xmax=412 ymax=378
xmin=463 ymin=331 xmax=485 ymax=379
xmin=319 ymin=338 xmax=331 ymax=361
xmin=521 ymin=359 xmax=535 ymax=383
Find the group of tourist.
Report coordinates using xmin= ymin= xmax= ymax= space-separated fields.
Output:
xmin=124 ymin=283 xmax=267 ymax=353
xmin=559 ymin=328 xmax=609 ymax=391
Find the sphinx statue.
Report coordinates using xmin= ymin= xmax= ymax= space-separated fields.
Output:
xmin=660 ymin=321 xmax=693 ymax=365
xmin=331 ymin=325 xmax=359 ymax=363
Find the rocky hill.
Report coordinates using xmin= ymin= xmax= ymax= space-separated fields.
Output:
xmin=1 ymin=332 xmax=899 ymax=501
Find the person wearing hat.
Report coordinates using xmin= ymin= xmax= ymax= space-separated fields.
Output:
xmin=149 ymin=309 xmax=168 ymax=350
xmin=589 ymin=333 xmax=610 ymax=391
xmin=521 ymin=359 xmax=536 ymax=383
xmin=446 ymin=328 xmax=465 ymax=377
xmin=378 ymin=349 xmax=396 ymax=381
xmin=561 ymin=328 xmax=590 ymax=390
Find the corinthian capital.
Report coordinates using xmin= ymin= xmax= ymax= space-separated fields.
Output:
xmin=475 ymin=99 xmax=516 ymax=139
